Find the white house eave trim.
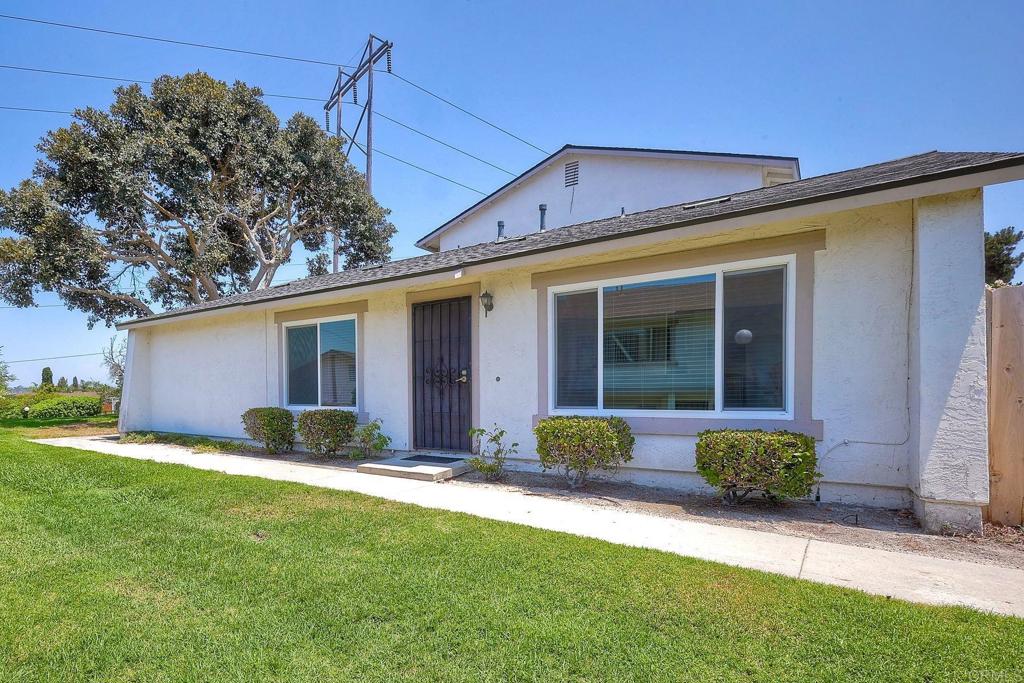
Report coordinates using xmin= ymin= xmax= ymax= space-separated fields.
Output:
xmin=116 ymin=163 xmax=1024 ymax=331
xmin=413 ymin=147 xmax=800 ymax=250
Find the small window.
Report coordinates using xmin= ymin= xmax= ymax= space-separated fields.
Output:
xmin=286 ymin=317 xmax=358 ymax=408
xmin=564 ymin=160 xmax=579 ymax=187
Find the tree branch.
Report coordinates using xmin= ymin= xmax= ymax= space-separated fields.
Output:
xmin=65 ymin=286 xmax=154 ymax=315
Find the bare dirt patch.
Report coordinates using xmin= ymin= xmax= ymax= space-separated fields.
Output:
xmin=20 ymin=423 xmax=119 ymax=439
xmin=448 ymin=470 xmax=1024 ymax=570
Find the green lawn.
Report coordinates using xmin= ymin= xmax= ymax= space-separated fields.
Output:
xmin=0 ymin=422 xmax=1021 ymax=682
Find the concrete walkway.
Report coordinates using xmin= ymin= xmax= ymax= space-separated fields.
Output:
xmin=36 ymin=435 xmax=1024 ymax=618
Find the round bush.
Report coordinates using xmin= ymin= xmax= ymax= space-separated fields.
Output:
xmin=29 ymin=396 xmax=102 ymax=419
xmin=296 ymin=409 xmax=357 ymax=457
xmin=241 ymin=407 xmax=295 ymax=454
xmin=695 ymin=429 xmax=820 ymax=504
xmin=534 ymin=416 xmax=634 ymax=488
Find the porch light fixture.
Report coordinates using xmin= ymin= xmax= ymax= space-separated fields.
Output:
xmin=480 ymin=291 xmax=494 ymax=317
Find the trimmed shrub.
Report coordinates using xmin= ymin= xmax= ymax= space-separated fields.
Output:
xmin=352 ymin=418 xmax=392 ymax=459
xmin=534 ymin=416 xmax=634 ymax=488
xmin=296 ymin=409 xmax=357 ymax=457
xmin=468 ymin=424 xmax=517 ymax=482
xmin=695 ymin=429 xmax=820 ymax=504
xmin=241 ymin=407 xmax=295 ymax=454
xmin=29 ymin=395 xmax=102 ymax=419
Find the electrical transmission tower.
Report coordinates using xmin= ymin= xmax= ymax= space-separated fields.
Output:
xmin=324 ymin=34 xmax=393 ymax=273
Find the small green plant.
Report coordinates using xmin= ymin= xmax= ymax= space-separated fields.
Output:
xmin=241 ymin=407 xmax=295 ymax=454
xmin=534 ymin=416 xmax=635 ymax=488
xmin=467 ymin=424 xmax=517 ymax=482
xmin=28 ymin=395 xmax=102 ymax=419
xmin=351 ymin=418 xmax=392 ymax=458
xmin=296 ymin=409 xmax=357 ymax=457
xmin=695 ymin=429 xmax=820 ymax=504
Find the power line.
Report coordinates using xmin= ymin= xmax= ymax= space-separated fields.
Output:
xmin=0 ymin=304 xmax=65 ymax=309
xmin=0 ymin=105 xmax=72 ymax=115
xmin=387 ymin=71 xmax=549 ymax=154
xmin=0 ymin=64 xmax=516 ymax=175
xmin=0 ymin=64 xmax=323 ymax=103
xmin=3 ymin=104 xmax=491 ymax=194
xmin=5 ymin=352 xmax=102 ymax=364
xmin=0 ymin=13 xmax=352 ymax=68
xmin=370 ymin=109 xmax=515 ymax=175
xmin=341 ymin=128 xmax=486 ymax=195
xmin=0 ymin=14 xmax=547 ymax=155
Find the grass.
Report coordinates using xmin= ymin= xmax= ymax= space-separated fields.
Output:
xmin=120 ymin=431 xmax=254 ymax=454
xmin=0 ymin=421 xmax=1022 ymax=681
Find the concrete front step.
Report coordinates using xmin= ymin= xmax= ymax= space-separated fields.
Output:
xmin=356 ymin=453 xmax=472 ymax=481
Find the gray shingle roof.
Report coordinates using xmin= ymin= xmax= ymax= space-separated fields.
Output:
xmin=120 ymin=150 xmax=1024 ymax=327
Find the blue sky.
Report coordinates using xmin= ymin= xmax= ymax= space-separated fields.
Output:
xmin=1 ymin=0 xmax=1023 ymax=387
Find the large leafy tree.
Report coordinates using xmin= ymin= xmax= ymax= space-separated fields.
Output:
xmin=985 ymin=226 xmax=1024 ymax=285
xmin=0 ymin=72 xmax=395 ymax=327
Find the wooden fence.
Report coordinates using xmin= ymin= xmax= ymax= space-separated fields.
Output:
xmin=987 ymin=285 xmax=1024 ymax=527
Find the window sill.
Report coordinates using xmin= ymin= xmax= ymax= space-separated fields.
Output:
xmin=532 ymin=414 xmax=823 ymax=440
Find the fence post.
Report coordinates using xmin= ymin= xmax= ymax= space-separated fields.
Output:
xmin=988 ymin=286 xmax=1024 ymax=527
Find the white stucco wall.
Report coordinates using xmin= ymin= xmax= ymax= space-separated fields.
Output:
xmin=436 ymin=153 xmax=781 ymax=251
xmin=119 ymin=192 xmax=987 ymax=520
xmin=120 ymin=310 xmax=272 ymax=438
xmin=909 ymin=190 xmax=989 ymax=531
xmin=465 ymin=202 xmax=916 ymax=508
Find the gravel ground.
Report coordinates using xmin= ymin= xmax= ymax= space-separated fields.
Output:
xmin=448 ymin=469 xmax=1024 ymax=570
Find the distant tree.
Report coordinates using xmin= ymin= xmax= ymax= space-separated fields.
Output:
xmin=41 ymin=366 xmax=53 ymax=387
xmin=0 ymin=347 xmax=14 ymax=396
xmin=102 ymin=337 xmax=127 ymax=391
xmin=56 ymin=376 xmax=68 ymax=392
xmin=71 ymin=376 xmax=79 ymax=392
xmin=0 ymin=71 xmax=395 ymax=328
xmin=985 ymin=227 xmax=1024 ymax=285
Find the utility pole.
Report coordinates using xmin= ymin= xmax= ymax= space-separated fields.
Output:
xmin=324 ymin=34 xmax=393 ymax=273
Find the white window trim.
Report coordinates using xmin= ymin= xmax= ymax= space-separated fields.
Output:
xmin=547 ymin=253 xmax=796 ymax=420
xmin=282 ymin=313 xmax=359 ymax=412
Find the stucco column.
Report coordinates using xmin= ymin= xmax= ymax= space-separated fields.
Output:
xmin=118 ymin=328 xmax=151 ymax=434
xmin=910 ymin=190 xmax=989 ymax=533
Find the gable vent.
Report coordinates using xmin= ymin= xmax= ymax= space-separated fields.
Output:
xmin=564 ymin=160 xmax=579 ymax=187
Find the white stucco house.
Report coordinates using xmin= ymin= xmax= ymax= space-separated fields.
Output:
xmin=117 ymin=145 xmax=1024 ymax=532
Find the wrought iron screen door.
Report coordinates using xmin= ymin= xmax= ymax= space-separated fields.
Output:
xmin=412 ymin=297 xmax=471 ymax=451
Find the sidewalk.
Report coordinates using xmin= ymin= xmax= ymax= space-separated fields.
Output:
xmin=37 ymin=435 xmax=1024 ymax=618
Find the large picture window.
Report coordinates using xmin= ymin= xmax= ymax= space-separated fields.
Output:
xmin=285 ymin=317 xmax=358 ymax=409
xmin=551 ymin=259 xmax=790 ymax=416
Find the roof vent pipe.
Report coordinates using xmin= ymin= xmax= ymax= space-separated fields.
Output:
xmin=539 ymin=204 xmax=547 ymax=231
xmin=497 ymin=220 xmax=505 ymax=239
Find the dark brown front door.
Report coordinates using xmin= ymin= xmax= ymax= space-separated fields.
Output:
xmin=412 ymin=297 xmax=472 ymax=451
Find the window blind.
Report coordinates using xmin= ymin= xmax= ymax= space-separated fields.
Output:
xmin=603 ymin=274 xmax=715 ymax=410
xmin=320 ymin=319 xmax=357 ymax=407
xmin=555 ymin=290 xmax=598 ymax=407
xmin=723 ymin=266 xmax=785 ymax=410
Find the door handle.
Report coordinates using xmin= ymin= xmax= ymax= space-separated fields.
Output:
xmin=456 ymin=369 xmax=469 ymax=383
